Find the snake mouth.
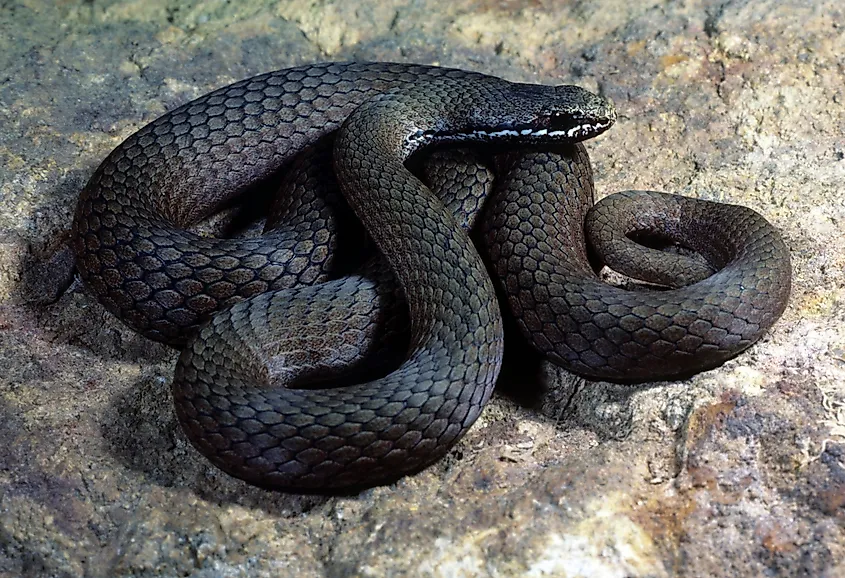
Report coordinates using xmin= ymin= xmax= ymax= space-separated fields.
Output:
xmin=540 ymin=111 xmax=615 ymax=140
xmin=469 ymin=115 xmax=614 ymax=143
xmin=407 ymin=109 xmax=616 ymax=151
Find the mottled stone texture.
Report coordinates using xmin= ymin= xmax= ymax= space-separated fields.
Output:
xmin=0 ymin=0 xmax=843 ymax=577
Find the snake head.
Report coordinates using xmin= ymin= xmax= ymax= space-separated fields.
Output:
xmin=543 ymin=84 xmax=617 ymax=140
xmin=374 ymin=76 xmax=617 ymax=157
xmin=472 ymin=82 xmax=617 ymax=144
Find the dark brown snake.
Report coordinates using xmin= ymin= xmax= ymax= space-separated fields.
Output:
xmin=71 ymin=62 xmax=791 ymax=490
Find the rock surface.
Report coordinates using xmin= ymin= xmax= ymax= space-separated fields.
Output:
xmin=1 ymin=0 xmax=844 ymax=576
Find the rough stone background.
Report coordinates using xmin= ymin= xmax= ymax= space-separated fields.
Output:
xmin=1 ymin=0 xmax=844 ymax=577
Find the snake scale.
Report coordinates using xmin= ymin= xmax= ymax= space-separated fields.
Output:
xmin=71 ymin=62 xmax=791 ymax=490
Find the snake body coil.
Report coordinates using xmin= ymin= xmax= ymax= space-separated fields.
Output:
xmin=71 ymin=62 xmax=790 ymax=489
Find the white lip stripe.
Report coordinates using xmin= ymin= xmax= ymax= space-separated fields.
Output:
xmin=468 ymin=121 xmax=612 ymax=140
xmin=417 ymin=119 xmax=614 ymax=146
xmin=471 ymin=129 xmax=520 ymax=137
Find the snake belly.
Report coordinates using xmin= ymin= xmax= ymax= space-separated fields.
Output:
xmin=71 ymin=62 xmax=790 ymax=490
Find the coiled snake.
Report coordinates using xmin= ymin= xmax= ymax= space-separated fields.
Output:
xmin=71 ymin=62 xmax=791 ymax=489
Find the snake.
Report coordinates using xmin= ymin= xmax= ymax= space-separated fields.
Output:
xmin=71 ymin=62 xmax=791 ymax=490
